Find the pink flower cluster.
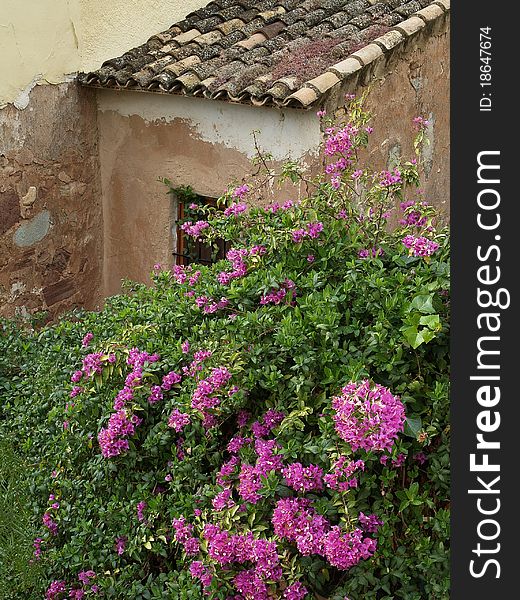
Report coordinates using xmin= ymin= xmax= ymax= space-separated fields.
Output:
xmin=217 ymin=246 xmax=266 ymax=285
xmin=402 ymin=235 xmax=439 ymax=257
xmin=399 ymin=199 xmax=429 ymax=229
xmin=189 ymin=560 xmax=213 ymax=588
xmin=324 ymin=457 xmax=365 ymax=491
xmin=115 ymin=536 xmax=127 ymax=555
xmin=379 ymin=168 xmax=402 ymax=187
xmin=97 ymin=348 xmax=160 ymax=457
xmin=43 ymin=511 xmax=58 ymax=536
xmin=413 ymin=115 xmax=430 ymax=130
xmin=137 ymin=501 xmax=147 ymax=523
xmin=33 ymin=537 xmax=43 ymax=559
xmin=227 ymin=436 xmax=252 ymax=454
xmin=81 ymin=332 xmax=93 ymax=348
xmin=182 ymin=348 xmax=212 ymax=377
xmin=324 ymin=124 xmax=357 ymax=158
xmin=267 ymin=199 xmax=298 ymax=212
xmin=181 ymin=220 xmax=210 ymax=239
xmin=46 ymin=580 xmax=66 ymax=600
xmin=217 ymin=456 xmax=240 ymax=487
xmin=232 ymin=184 xmax=250 ymax=199
xmin=273 ymin=496 xmax=378 ymax=571
xmin=291 ymin=221 xmax=324 ymax=243
xmin=195 ymin=295 xmax=230 ymax=314
xmin=255 ymin=438 xmax=283 ymax=474
xmin=260 ymin=279 xmax=296 ymax=306
xmin=168 ymin=408 xmax=191 ymax=432
xmin=47 ymin=576 xmax=99 ymax=600
xmin=238 ymin=463 xmax=262 ymax=504
xmin=282 ymin=462 xmax=324 ymax=493
xmin=284 ymin=582 xmax=309 ymax=600
xmin=331 ymin=380 xmax=405 ymax=452
xmin=190 ymin=366 xmax=232 ymax=427
xmin=212 ymin=488 xmax=235 ymax=511
xmin=78 ymin=571 xmax=96 ymax=586
xmin=197 ymin=523 xmax=282 ymax=597
xmin=98 ymin=409 xmax=141 ymax=458
xmin=173 ymin=516 xmax=201 ymax=556
xmin=224 ymin=202 xmax=247 ymax=217
xmin=251 ymin=409 xmax=285 ymax=438
xmin=358 ymin=247 xmax=384 ymax=259
xmin=323 ymin=123 xmax=358 ymax=187
xmin=272 ymin=497 xmax=329 ymax=556
xmin=81 ymin=352 xmax=104 ymax=377
xmin=161 ymin=370 xmax=182 ymax=391
xmin=358 ymin=512 xmax=384 ymax=533
xmin=323 ymin=526 xmax=377 ymax=570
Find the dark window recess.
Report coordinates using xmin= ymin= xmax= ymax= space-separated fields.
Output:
xmin=173 ymin=197 xmax=229 ymax=266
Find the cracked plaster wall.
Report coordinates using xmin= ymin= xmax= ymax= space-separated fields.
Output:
xmin=0 ymin=83 xmax=103 ymax=319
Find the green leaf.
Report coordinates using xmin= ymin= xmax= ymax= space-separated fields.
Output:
xmin=404 ymin=415 xmax=422 ymax=438
xmin=410 ymin=294 xmax=435 ymax=314
xmin=419 ymin=314 xmax=440 ymax=330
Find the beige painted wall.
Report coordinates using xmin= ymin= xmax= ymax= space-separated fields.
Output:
xmin=0 ymin=0 xmax=80 ymax=108
xmin=0 ymin=0 xmax=205 ymax=107
xmin=96 ymin=92 xmax=321 ymax=296
xmin=79 ymin=0 xmax=205 ymax=73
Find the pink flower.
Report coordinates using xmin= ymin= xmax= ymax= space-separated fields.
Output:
xmin=137 ymin=501 xmax=146 ymax=523
xmin=115 ymin=536 xmax=127 ymax=555
xmin=82 ymin=332 xmax=93 ymax=348
xmin=181 ymin=340 xmax=190 ymax=354
xmin=224 ymin=202 xmax=247 ymax=217
xmin=402 ymin=235 xmax=439 ymax=257
xmin=380 ymin=168 xmax=402 ymax=187
xmin=168 ymin=409 xmax=191 ymax=432
xmin=413 ymin=116 xmax=429 ymax=130
xmin=331 ymin=380 xmax=405 ymax=452
xmin=232 ymin=184 xmax=249 ymax=199
xmin=282 ymin=462 xmax=324 ymax=492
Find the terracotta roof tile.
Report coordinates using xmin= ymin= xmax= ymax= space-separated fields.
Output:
xmin=79 ymin=0 xmax=449 ymax=108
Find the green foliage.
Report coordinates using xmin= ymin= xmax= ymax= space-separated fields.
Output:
xmin=0 ymin=99 xmax=449 ymax=599
xmin=0 ymin=440 xmax=43 ymax=598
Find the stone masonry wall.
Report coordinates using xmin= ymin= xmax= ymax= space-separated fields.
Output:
xmin=0 ymin=83 xmax=103 ymax=319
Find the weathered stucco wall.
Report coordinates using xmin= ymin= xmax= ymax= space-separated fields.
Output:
xmin=96 ymin=91 xmax=321 ymax=296
xmin=0 ymin=83 xmax=103 ymax=319
xmin=325 ymin=10 xmax=450 ymax=223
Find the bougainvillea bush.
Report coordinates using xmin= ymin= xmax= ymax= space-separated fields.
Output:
xmin=0 ymin=98 xmax=449 ymax=600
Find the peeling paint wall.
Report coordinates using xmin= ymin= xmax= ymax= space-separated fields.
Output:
xmin=0 ymin=83 xmax=103 ymax=319
xmin=97 ymin=92 xmax=321 ymax=296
